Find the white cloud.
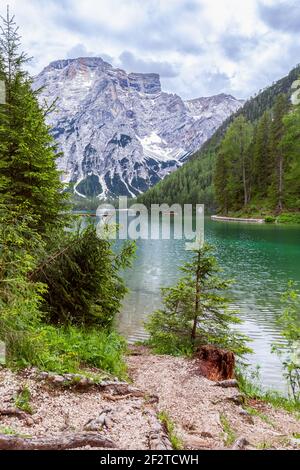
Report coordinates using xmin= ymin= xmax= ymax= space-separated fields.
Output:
xmin=2 ymin=0 xmax=300 ymax=99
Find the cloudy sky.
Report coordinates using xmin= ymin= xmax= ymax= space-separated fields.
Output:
xmin=3 ymin=0 xmax=300 ymax=99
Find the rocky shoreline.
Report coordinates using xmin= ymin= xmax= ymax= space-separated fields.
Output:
xmin=0 ymin=346 xmax=299 ymax=450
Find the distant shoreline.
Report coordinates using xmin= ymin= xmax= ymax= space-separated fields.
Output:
xmin=211 ymin=215 xmax=265 ymax=224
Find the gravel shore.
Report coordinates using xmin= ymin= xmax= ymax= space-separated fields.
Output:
xmin=0 ymin=347 xmax=299 ymax=450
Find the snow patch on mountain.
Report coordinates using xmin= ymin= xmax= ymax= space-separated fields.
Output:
xmin=34 ymin=57 xmax=243 ymax=198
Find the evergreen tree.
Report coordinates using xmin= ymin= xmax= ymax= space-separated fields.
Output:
xmin=214 ymin=151 xmax=228 ymax=214
xmin=30 ymin=223 xmax=135 ymax=327
xmin=217 ymin=116 xmax=253 ymax=211
xmin=146 ymin=244 xmax=250 ymax=355
xmin=281 ymin=102 xmax=300 ymax=210
xmin=252 ymin=111 xmax=272 ymax=197
xmin=138 ymin=64 xmax=300 ymax=216
xmin=0 ymin=8 xmax=69 ymax=234
xmin=269 ymin=94 xmax=289 ymax=212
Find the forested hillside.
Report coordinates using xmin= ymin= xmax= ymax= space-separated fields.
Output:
xmin=137 ymin=64 xmax=300 ymax=216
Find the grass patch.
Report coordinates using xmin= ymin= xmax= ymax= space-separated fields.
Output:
xmin=220 ymin=413 xmax=236 ymax=446
xmin=0 ymin=426 xmax=31 ymax=438
xmin=256 ymin=440 xmax=273 ymax=450
xmin=7 ymin=325 xmax=128 ymax=379
xmin=236 ymin=368 xmax=300 ymax=416
xmin=244 ymin=405 xmax=275 ymax=427
xmin=0 ymin=426 xmax=17 ymax=435
xmin=158 ymin=411 xmax=183 ymax=450
xmin=14 ymin=385 xmax=33 ymax=414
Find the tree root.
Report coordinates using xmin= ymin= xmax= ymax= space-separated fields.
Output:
xmin=0 ymin=432 xmax=117 ymax=450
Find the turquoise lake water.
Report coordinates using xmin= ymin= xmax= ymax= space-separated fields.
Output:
xmin=118 ymin=217 xmax=300 ymax=392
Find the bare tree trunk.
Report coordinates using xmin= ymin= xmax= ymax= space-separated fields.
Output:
xmin=0 ymin=432 xmax=116 ymax=450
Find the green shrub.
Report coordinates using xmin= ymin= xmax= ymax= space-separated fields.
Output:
xmin=236 ymin=366 xmax=300 ymax=413
xmin=14 ymin=385 xmax=33 ymax=414
xmin=273 ymin=283 xmax=300 ymax=403
xmin=31 ymin=223 xmax=135 ymax=327
xmin=7 ymin=325 xmax=127 ymax=378
xmin=264 ymin=215 xmax=276 ymax=223
xmin=277 ymin=212 xmax=300 ymax=224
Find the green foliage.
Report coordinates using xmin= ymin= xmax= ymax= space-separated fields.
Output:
xmin=277 ymin=213 xmax=300 ymax=224
xmin=236 ymin=366 xmax=300 ymax=414
xmin=281 ymin=103 xmax=300 ymax=210
xmin=71 ymin=194 xmax=102 ymax=212
xmin=0 ymin=11 xmax=132 ymax=380
xmin=264 ymin=215 xmax=276 ymax=223
xmin=0 ymin=426 xmax=19 ymax=436
xmin=273 ymin=283 xmax=300 ymax=402
xmin=6 ymin=324 xmax=127 ymax=378
xmin=252 ymin=111 xmax=272 ymax=197
xmin=137 ymin=150 xmax=215 ymax=210
xmin=244 ymin=405 xmax=274 ymax=427
xmin=220 ymin=413 xmax=236 ymax=446
xmin=214 ymin=94 xmax=300 ymax=216
xmin=138 ymin=64 xmax=300 ymax=215
xmin=0 ymin=208 xmax=47 ymax=365
xmin=215 ymin=116 xmax=253 ymax=212
xmin=0 ymin=10 xmax=69 ymax=235
xmin=146 ymin=244 xmax=250 ymax=356
xmin=158 ymin=411 xmax=183 ymax=450
xmin=31 ymin=222 xmax=135 ymax=327
xmin=40 ymin=326 xmax=127 ymax=377
xmin=14 ymin=385 xmax=33 ymax=414
xmin=0 ymin=425 xmax=31 ymax=438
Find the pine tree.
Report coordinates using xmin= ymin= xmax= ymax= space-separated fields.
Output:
xmin=269 ymin=94 xmax=290 ymax=212
xmin=214 ymin=151 xmax=228 ymax=214
xmin=30 ymin=223 xmax=135 ymax=327
xmin=146 ymin=244 xmax=250 ymax=355
xmin=216 ymin=116 xmax=253 ymax=211
xmin=281 ymin=102 xmax=300 ymax=209
xmin=0 ymin=8 xmax=69 ymax=234
xmin=252 ymin=111 xmax=272 ymax=197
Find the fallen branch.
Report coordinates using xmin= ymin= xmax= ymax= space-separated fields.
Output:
xmin=0 ymin=408 xmax=28 ymax=420
xmin=0 ymin=432 xmax=117 ymax=450
xmin=98 ymin=383 xmax=144 ymax=397
xmin=102 ymin=393 xmax=136 ymax=401
xmin=214 ymin=379 xmax=238 ymax=388
xmin=0 ymin=408 xmax=34 ymax=426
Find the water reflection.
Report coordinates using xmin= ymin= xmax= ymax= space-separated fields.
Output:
xmin=118 ymin=217 xmax=300 ymax=392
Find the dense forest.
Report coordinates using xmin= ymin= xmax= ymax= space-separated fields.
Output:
xmin=214 ymin=96 xmax=300 ymax=216
xmin=137 ymin=64 xmax=300 ymax=218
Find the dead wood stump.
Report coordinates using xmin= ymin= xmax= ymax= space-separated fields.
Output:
xmin=195 ymin=345 xmax=235 ymax=381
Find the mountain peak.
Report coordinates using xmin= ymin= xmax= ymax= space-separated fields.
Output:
xmin=34 ymin=57 xmax=242 ymax=198
xmin=127 ymin=72 xmax=161 ymax=94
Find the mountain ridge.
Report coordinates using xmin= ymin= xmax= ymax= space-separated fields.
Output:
xmin=137 ymin=63 xmax=300 ymax=210
xmin=34 ymin=56 xmax=243 ymax=198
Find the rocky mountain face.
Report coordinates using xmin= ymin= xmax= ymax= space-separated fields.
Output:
xmin=34 ymin=57 xmax=243 ymax=198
